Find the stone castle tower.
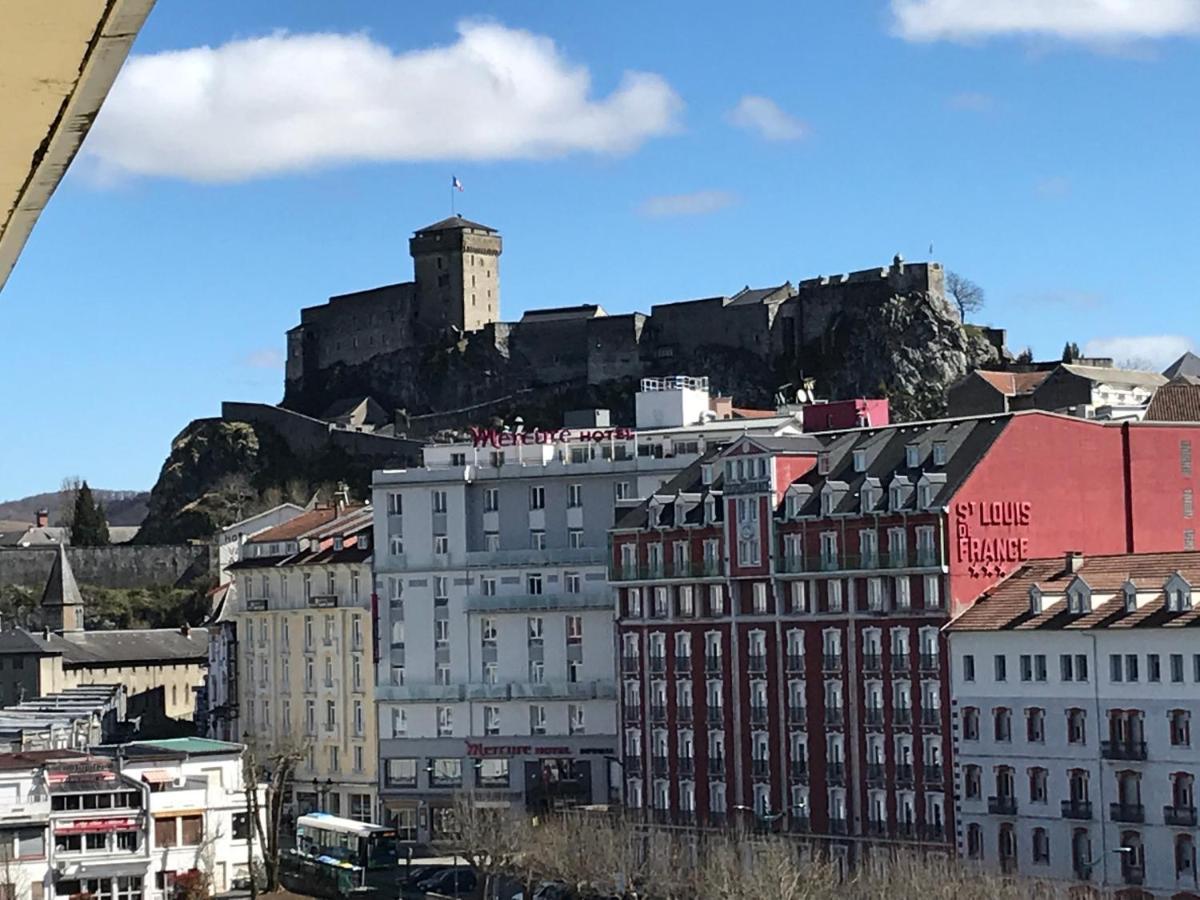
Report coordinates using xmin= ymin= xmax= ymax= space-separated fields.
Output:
xmin=410 ymin=215 xmax=502 ymax=334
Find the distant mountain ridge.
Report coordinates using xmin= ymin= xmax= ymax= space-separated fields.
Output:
xmin=0 ymin=489 xmax=149 ymax=527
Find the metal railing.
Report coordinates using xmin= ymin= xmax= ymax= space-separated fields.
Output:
xmin=1109 ymin=802 xmax=1145 ymax=823
xmin=1061 ymin=799 xmax=1092 ymax=819
xmin=863 ymin=653 xmax=882 ymax=673
xmin=1164 ymin=805 xmax=1197 ymax=826
xmin=1101 ymin=740 xmax=1148 ymax=761
xmin=988 ymin=796 xmax=1018 ymax=816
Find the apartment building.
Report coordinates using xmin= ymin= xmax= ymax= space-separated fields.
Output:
xmin=0 ymin=741 xmax=261 ymax=900
xmin=610 ymin=412 xmax=1199 ymax=860
xmin=372 ymin=377 xmax=804 ymax=843
xmin=227 ymin=505 xmax=379 ymax=821
xmin=947 ymin=551 xmax=1200 ymax=897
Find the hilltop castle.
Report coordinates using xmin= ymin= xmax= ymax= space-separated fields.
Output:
xmin=281 ymin=215 xmax=982 ymax=427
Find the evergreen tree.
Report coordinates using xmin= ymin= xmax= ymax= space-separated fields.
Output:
xmin=71 ymin=481 xmax=110 ymax=546
xmin=1061 ymin=341 xmax=1081 ymax=362
xmin=1015 ymin=347 xmax=1034 ymax=364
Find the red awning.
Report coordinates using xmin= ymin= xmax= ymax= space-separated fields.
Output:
xmin=55 ymin=818 xmax=136 ymax=834
xmin=141 ymin=769 xmax=174 ymax=784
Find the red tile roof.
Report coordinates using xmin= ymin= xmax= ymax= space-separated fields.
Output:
xmin=246 ymin=507 xmax=340 ymax=543
xmin=731 ymin=407 xmax=778 ymax=419
xmin=1144 ymin=382 xmax=1200 ymax=422
xmin=949 ymin=551 xmax=1200 ymax=632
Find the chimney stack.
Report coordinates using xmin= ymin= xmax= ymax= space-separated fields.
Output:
xmin=180 ymin=623 xmax=191 ymax=637
xmin=1065 ymin=550 xmax=1085 ymax=574
xmin=35 ymin=509 xmax=49 ymax=528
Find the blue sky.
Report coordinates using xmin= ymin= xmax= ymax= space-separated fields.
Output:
xmin=3 ymin=0 xmax=1199 ymax=501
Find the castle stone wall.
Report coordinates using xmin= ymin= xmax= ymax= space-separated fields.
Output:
xmin=221 ymin=401 xmax=422 ymax=466
xmin=586 ymin=313 xmax=645 ymax=384
xmin=0 ymin=545 xmax=213 ymax=591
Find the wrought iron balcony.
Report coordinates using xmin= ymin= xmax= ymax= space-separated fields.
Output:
xmin=705 ymin=654 xmax=723 ymax=674
xmin=707 ymin=757 xmax=725 ymax=777
xmin=750 ymin=705 xmax=769 ymax=726
xmin=827 ymin=762 xmax=845 ymax=784
xmin=624 ymin=755 xmax=642 ymax=777
xmin=621 ymin=655 xmax=640 ymax=674
xmin=677 ymin=704 xmax=693 ymax=724
xmin=1121 ymin=866 xmax=1145 ymax=886
xmin=1109 ymin=802 xmax=1144 ymax=823
xmin=652 ymin=756 xmax=669 ymax=777
xmin=891 ymin=653 xmax=910 ymax=672
xmin=622 ymin=704 xmax=641 ymax=722
xmin=828 ymin=817 xmax=848 ymax=835
xmin=862 ymin=652 xmax=882 ymax=673
xmin=825 ymin=707 xmax=844 ymax=726
xmin=678 ymin=757 xmax=694 ymax=778
xmin=988 ymin=796 xmax=1018 ymax=816
xmin=893 ymin=707 xmax=913 ymax=727
xmin=1073 ymin=861 xmax=1093 ymax=881
xmin=1101 ymin=739 xmax=1147 ymax=761
xmin=919 ymin=653 xmax=940 ymax=672
xmin=788 ymin=704 xmax=806 ymax=724
xmin=921 ymin=707 xmax=942 ymax=727
xmin=921 ymin=823 xmax=946 ymax=842
xmin=924 ymin=763 xmax=943 ymax=784
xmin=789 ymin=760 xmax=808 ymax=782
xmin=1061 ymin=799 xmax=1092 ymax=820
xmin=649 ymin=705 xmax=667 ymax=724
xmin=674 ymin=655 xmax=691 ymax=675
xmin=648 ymin=656 xmax=666 ymax=675
xmin=864 ymin=707 xmax=884 ymax=727
xmin=751 ymin=759 xmax=770 ymax=780
xmin=866 ymin=762 xmax=886 ymax=786
xmin=748 ymin=653 xmax=767 ymax=674
xmin=785 ymin=653 xmax=805 ymax=673
xmin=1164 ymin=805 xmax=1197 ymax=826
xmin=895 ymin=763 xmax=914 ymax=786
xmin=865 ymin=819 xmax=887 ymax=836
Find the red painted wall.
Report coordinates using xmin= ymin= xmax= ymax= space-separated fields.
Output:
xmin=802 ymin=399 xmax=890 ymax=432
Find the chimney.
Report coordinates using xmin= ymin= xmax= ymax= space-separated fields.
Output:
xmin=180 ymin=623 xmax=191 ymax=637
xmin=1065 ymin=550 xmax=1085 ymax=574
xmin=35 ymin=509 xmax=49 ymax=528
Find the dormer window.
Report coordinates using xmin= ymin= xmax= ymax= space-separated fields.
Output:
xmin=1067 ymin=580 xmax=1092 ymax=614
xmin=359 ymin=535 xmax=370 ymax=551
xmin=917 ymin=484 xmax=933 ymax=510
xmin=1166 ymin=573 xmax=1193 ymax=612
xmin=905 ymin=443 xmax=920 ymax=468
xmin=333 ymin=537 xmax=344 ymax=551
xmin=702 ymin=465 xmax=713 ymax=486
xmin=817 ymin=452 xmax=831 ymax=476
xmin=853 ymin=449 xmax=867 ymax=473
xmin=1028 ymin=585 xmax=1043 ymax=614
xmin=1122 ymin=581 xmax=1137 ymax=613
xmin=725 ymin=461 xmax=736 ymax=483
xmin=821 ymin=493 xmax=834 ymax=517
xmin=889 ymin=484 xmax=905 ymax=511
xmin=932 ymin=442 xmax=947 ymax=466
xmin=785 ymin=494 xmax=799 ymax=519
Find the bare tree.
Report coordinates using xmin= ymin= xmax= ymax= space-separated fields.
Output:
xmin=1116 ymin=356 xmax=1157 ymax=372
xmin=946 ymin=271 xmax=985 ymax=322
xmin=241 ymin=738 xmax=306 ymax=895
xmin=449 ymin=794 xmax=533 ymax=900
xmin=58 ymin=476 xmax=83 ymax=531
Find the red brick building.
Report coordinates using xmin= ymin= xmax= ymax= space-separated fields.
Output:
xmin=611 ymin=412 xmax=1198 ymax=850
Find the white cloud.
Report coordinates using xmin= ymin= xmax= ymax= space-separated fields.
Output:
xmin=637 ymin=190 xmax=739 ymax=218
xmin=946 ymin=91 xmax=994 ymax=111
xmin=891 ymin=0 xmax=1200 ymax=43
xmin=726 ymin=95 xmax=808 ymax=141
xmin=241 ymin=348 xmax=285 ymax=369
xmin=83 ymin=22 xmax=683 ymax=183
xmin=1083 ymin=334 xmax=1196 ymax=370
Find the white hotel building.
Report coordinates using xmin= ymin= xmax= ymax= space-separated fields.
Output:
xmin=947 ymin=550 xmax=1200 ymax=898
xmin=371 ymin=377 xmax=803 ymax=843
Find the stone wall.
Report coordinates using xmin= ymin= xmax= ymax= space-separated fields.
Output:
xmin=220 ymin=401 xmax=422 ymax=466
xmin=0 ymin=544 xmax=213 ymax=590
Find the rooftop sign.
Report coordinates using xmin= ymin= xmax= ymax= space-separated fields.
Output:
xmin=469 ymin=426 xmax=634 ymax=449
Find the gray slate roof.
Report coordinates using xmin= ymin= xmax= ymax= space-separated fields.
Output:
xmin=415 ymin=215 xmax=497 ymax=234
xmin=0 ymin=627 xmax=208 ymax=664
xmin=1164 ymin=351 xmax=1200 ymax=381
xmin=41 ymin=544 xmax=83 ymax=609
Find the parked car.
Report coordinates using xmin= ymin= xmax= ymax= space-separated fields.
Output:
xmin=417 ymin=867 xmax=477 ymax=897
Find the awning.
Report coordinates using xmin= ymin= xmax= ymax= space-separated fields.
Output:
xmin=151 ymin=809 xmax=204 ymax=819
xmin=141 ymin=770 xmax=173 ymax=784
xmin=55 ymin=818 xmax=137 ymax=834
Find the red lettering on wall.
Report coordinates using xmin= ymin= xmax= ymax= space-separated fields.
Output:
xmin=954 ymin=499 xmax=1034 ymax=572
xmin=469 ymin=426 xmax=635 ymax=449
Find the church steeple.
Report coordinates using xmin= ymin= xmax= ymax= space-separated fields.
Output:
xmin=41 ymin=544 xmax=84 ymax=633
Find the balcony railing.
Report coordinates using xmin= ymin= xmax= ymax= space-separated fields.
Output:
xmin=1109 ymin=802 xmax=1145 ymax=823
xmin=827 ymin=762 xmax=845 ymax=784
xmin=895 ymin=763 xmax=914 ymax=786
xmin=1164 ymin=805 xmax=1197 ymax=827
xmin=789 ymin=760 xmax=808 ymax=782
xmin=611 ymin=561 xmax=722 ymax=581
xmin=674 ymin=655 xmax=691 ymax=674
xmin=648 ymin=657 xmax=666 ymax=675
xmin=921 ymin=823 xmax=946 ymax=842
xmin=678 ymin=758 xmax=694 ymax=778
xmin=751 ymin=759 xmax=770 ymax=779
xmin=748 ymin=653 xmax=767 ymax=674
xmin=894 ymin=707 xmax=913 ymax=727
xmin=867 ymin=762 xmax=885 ymax=786
xmin=622 ymin=704 xmax=641 ymax=722
xmin=649 ymin=705 xmax=667 ymax=724
xmin=866 ymin=819 xmax=887 ymax=836
xmin=988 ymin=796 xmax=1018 ymax=816
xmin=999 ymin=858 xmax=1019 ymax=876
xmin=891 ymin=653 xmax=910 ymax=672
xmin=624 ymin=756 xmax=643 ymax=777
xmin=785 ymin=653 xmax=805 ymax=673
xmin=652 ymin=756 xmax=669 ymax=777
xmin=825 ymin=707 xmax=844 ymax=726
xmin=677 ymin=704 xmax=693 ymax=724
xmin=822 ymin=653 xmax=842 ymax=673
xmin=865 ymin=707 xmax=884 ymax=727
xmin=705 ymin=654 xmax=723 ymax=674
xmin=919 ymin=653 xmax=940 ymax=672
xmin=707 ymin=758 xmax=725 ymax=777
xmin=621 ymin=655 xmax=640 ymax=674
xmin=828 ymin=817 xmax=848 ymax=835
xmin=706 ymin=704 xmax=723 ymax=723
xmin=921 ymin=707 xmax=942 ymax=727
xmin=245 ymin=598 xmax=268 ymax=611
xmin=750 ymin=706 xmax=769 ymax=726
xmin=925 ymin=763 xmax=943 ymax=784
xmin=1061 ymin=799 xmax=1092 ymax=820
xmin=788 ymin=705 xmax=806 ymax=724
xmin=1121 ymin=866 xmax=1145 ymax=887
xmin=1101 ymin=740 xmax=1147 ymax=761
xmin=863 ymin=653 xmax=882 ymax=673
xmin=1073 ymin=861 xmax=1093 ymax=881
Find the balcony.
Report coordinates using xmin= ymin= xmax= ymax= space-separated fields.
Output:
xmin=1164 ymin=805 xmax=1197 ymax=827
xmin=924 ymin=763 xmax=943 ymax=784
xmin=678 ymin=758 xmax=694 ymax=778
xmin=788 ymin=705 xmax=806 ymax=725
xmin=862 ymin=653 xmax=882 ymax=673
xmin=893 ymin=707 xmax=913 ymax=727
xmin=778 ymin=554 xmax=805 ymax=574
xmin=827 ymin=762 xmax=845 ymax=784
xmin=706 ymin=704 xmax=723 ymax=724
xmin=1061 ymin=799 xmax=1093 ymax=820
xmin=866 ymin=819 xmax=887 ymax=837
xmin=825 ymin=707 xmax=844 ymax=726
xmin=677 ymin=704 xmax=693 ymax=724
xmin=919 ymin=653 xmax=940 ymax=673
xmin=652 ymin=756 xmax=669 ymax=778
xmin=707 ymin=758 xmax=725 ymax=777
xmin=245 ymin=598 xmax=268 ymax=611
xmin=891 ymin=653 xmax=910 ymax=673
xmin=751 ymin=759 xmax=770 ymax=780
xmin=648 ymin=657 xmax=666 ymax=675
xmin=864 ymin=707 xmax=884 ymax=727
xmin=867 ymin=762 xmax=886 ymax=786
xmin=785 ymin=653 xmax=805 ymax=673
xmin=705 ymin=654 xmax=723 ymax=675
xmin=1109 ymin=802 xmax=1145 ymax=823
xmin=895 ymin=764 xmax=914 ymax=786
xmin=478 ymin=546 xmax=609 ymax=569
xmin=621 ymin=655 xmax=640 ymax=674
xmin=750 ymin=706 xmax=769 ymax=726
xmin=622 ymin=704 xmax=641 ymax=722
xmin=988 ymin=796 xmax=1018 ymax=816
xmin=822 ymin=653 xmax=842 ymax=673
xmin=896 ymin=821 xmax=915 ymax=838
xmin=788 ymin=816 xmax=811 ymax=834
xmin=921 ymin=707 xmax=942 ymax=727
xmin=624 ymin=756 xmax=642 ymax=777
xmin=999 ymin=858 xmax=1019 ymax=876
xmin=1101 ymin=740 xmax=1147 ymax=761
xmin=674 ymin=655 xmax=691 ymax=675
xmin=649 ymin=705 xmax=667 ymax=724
xmin=828 ymin=817 xmax=848 ymax=835
xmin=789 ymin=760 xmax=808 ymax=782
xmin=747 ymin=653 xmax=767 ymax=674
xmin=921 ymin=823 xmax=946 ymax=842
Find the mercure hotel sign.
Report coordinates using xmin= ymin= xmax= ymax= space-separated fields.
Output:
xmin=469 ymin=426 xmax=635 ymax=448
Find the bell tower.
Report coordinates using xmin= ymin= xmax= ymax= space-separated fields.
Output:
xmin=41 ymin=544 xmax=85 ymax=633
xmin=410 ymin=215 xmax=501 ymax=335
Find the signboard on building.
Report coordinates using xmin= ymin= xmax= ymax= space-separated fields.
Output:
xmin=468 ymin=426 xmax=635 ymax=449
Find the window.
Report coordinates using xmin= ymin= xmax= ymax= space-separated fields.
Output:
xmin=432 ymin=490 xmax=447 ymax=514
xmin=964 ymin=764 xmax=981 ymax=799
xmin=484 ymin=488 xmax=499 ymax=512
xmin=436 ymin=706 xmax=453 ymax=737
xmin=530 ymin=705 xmax=547 ymax=735
xmin=994 ymin=655 xmax=1007 ymax=682
xmin=1028 ymin=767 xmax=1048 ymax=803
xmin=1170 ymin=709 xmax=1191 ymax=746
xmin=993 ymin=707 xmax=1012 ymax=742
xmin=385 ymin=758 xmax=417 ymax=788
xmin=963 ymin=654 xmax=975 ymax=681
xmin=529 ymin=485 xmax=545 ymax=510
xmin=568 ymin=483 xmax=583 ymax=508
xmin=1020 ymin=654 xmax=1032 ymax=682
xmin=614 ymin=481 xmax=631 ymax=501
xmin=568 ymin=528 xmax=585 ymax=549
xmin=430 ymin=758 xmax=462 ymax=787
xmin=1032 ymin=828 xmax=1050 ymax=865
xmin=790 ymin=580 xmax=807 ymax=613
xmin=967 ymin=823 xmax=983 ymax=860
xmin=484 ymin=706 xmax=500 ymax=736
xmin=905 ymin=443 xmax=920 ymax=468
xmin=1026 ymin=708 xmax=1045 ymax=743
xmin=962 ymin=707 xmax=979 ymax=741
xmin=1067 ymin=708 xmax=1086 ymax=745
xmin=1172 ymin=653 xmax=1185 ymax=683
xmin=527 ymin=573 xmax=543 ymax=595
xmin=1126 ymin=653 xmax=1139 ymax=682
xmin=752 ymin=582 xmax=768 ymax=614
xmin=1149 ymin=653 xmax=1162 ymax=682
xmin=932 ymin=441 xmax=947 ymax=465
xmin=1060 ymin=654 xmax=1074 ymax=681
xmin=434 ymin=534 xmax=449 ymax=555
